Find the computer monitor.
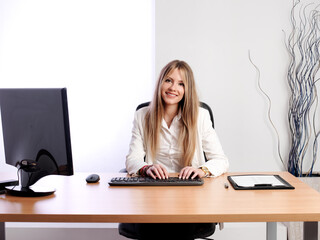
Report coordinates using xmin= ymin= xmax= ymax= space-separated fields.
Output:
xmin=0 ymin=88 xmax=73 ymax=197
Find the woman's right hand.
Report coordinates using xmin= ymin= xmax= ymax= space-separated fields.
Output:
xmin=146 ymin=164 xmax=169 ymax=179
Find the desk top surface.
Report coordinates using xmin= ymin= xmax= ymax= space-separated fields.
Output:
xmin=1 ymin=171 xmax=320 ymax=223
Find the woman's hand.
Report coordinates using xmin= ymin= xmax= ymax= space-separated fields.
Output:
xmin=179 ymin=166 xmax=206 ymax=179
xmin=146 ymin=164 xmax=169 ymax=179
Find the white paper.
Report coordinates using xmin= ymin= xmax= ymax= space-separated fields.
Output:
xmin=230 ymin=175 xmax=285 ymax=187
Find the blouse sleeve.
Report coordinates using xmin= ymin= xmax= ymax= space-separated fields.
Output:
xmin=125 ymin=109 xmax=148 ymax=175
xmin=200 ymin=109 xmax=229 ymax=177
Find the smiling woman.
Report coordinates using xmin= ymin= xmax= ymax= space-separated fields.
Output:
xmin=123 ymin=59 xmax=229 ymax=239
xmin=126 ymin=59 xmax=229 ymax=178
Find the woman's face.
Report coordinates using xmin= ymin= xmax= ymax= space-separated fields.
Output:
xmin=161 ymin=68 xmax=185 ymax=108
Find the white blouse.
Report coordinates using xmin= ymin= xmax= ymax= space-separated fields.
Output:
xmin=125 ymin=106 xmax=229 ymax=177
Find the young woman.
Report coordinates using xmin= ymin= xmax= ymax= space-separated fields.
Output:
xmin=126 ymin=60 xmax=229 ymax=179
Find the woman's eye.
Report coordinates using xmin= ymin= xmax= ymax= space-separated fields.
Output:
xmin=179 ymin=82 xmax=184 ymax=86
xmin=165 ymin=79 xmax=171 ymax=83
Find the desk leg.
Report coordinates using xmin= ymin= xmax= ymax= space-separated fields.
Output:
xmin=267 ymin=222 xmax=277 ymax=240
xmin=303 ymin=222 xmax=318 ymax=240
xmin=0 ymin=222 xmax=5 ymax=240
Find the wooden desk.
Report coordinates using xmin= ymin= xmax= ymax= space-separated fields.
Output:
xmin=1 ymin=172 xmax=320 ymax=240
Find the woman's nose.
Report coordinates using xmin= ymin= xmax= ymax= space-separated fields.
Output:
xmin=169 ymin=82 xmax=177 ymax=90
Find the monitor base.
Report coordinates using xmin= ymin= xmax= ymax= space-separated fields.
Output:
xmin=5 ymin=186 xmax=55 ymax=197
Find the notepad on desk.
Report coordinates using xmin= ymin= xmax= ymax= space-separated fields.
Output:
xmin=227 ymin=174 xmax=295 ymax=190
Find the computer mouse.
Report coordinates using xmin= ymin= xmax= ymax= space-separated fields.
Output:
xmin=86 ymin=174 xmax=100 ymax=183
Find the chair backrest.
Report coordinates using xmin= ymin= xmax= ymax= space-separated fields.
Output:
xmin=136 ymin=101 xmax=214 ymax=129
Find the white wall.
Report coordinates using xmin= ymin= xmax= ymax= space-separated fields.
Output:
xmin=1 ymin=0 xmax=319 ymax=175
xmin=155 ymin=0 xmax=319 ymax=173
xmin=0 ymin=0 xmax=154 ymax=173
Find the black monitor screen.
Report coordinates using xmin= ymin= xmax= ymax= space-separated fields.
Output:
xmin=0 ymin=88 xmax=73 ymax=196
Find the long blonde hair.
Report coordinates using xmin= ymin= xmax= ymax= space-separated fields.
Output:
xmin=144 ymin=60 xmax=199 ymax=167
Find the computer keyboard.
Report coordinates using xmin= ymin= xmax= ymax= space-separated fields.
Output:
xmin=108 ymin=176 xmax=204 ymax=186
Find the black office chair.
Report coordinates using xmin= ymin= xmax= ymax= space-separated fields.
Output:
xmin=119 ymin=223 xmax=215 ymax=240
xmin=119 ymin=102 xmax=216 ymax=240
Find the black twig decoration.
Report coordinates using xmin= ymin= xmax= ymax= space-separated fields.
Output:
xmin=286 ymin=0 xmax=320 ymax=177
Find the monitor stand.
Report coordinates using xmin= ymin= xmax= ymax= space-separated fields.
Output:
xmin=5 ymin=185 xmax=55 ymax=197
xmin=5 ymin=160 xmax=56 ymax=197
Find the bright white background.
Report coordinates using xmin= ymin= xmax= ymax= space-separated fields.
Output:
xmin=0 ymin=0 xmax=154 ymax=173
xmin=1 ymin=0 xmax=319 ymax=176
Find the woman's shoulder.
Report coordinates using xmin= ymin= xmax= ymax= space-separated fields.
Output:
xmin=197 ymin=104 xmax=215 ymax=130
xmin=136 ymin=105 xmax=149 ymax=114
xmin=134 ymin=105 xmax=149 ymax=120
xmin=198 ymin=105 xmax=212 ymax=119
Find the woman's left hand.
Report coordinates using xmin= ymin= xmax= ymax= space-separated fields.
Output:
xmin=179 ymin=166 xmax=206 ymax=179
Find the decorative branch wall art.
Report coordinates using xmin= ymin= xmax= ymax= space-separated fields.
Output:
xmin=286 ymin=1 xmax=320 ymax=177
